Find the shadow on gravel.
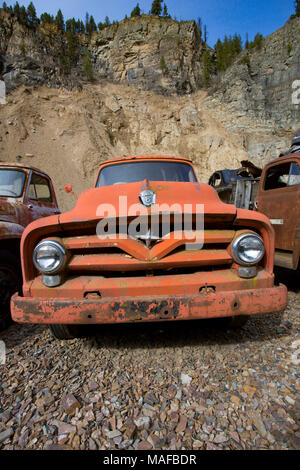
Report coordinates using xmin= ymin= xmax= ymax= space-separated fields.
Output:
xmin=85 ymin=311 xmax=287 ymax=351
xmin=0 ymin=323 xmax=46 ymax=347
xmin=2 ymin=273 xmax=295 ymax=350
xmin=0 ymin=311 xmax=290 ymax=352
xmin=274 ymin=266 xmax=300 ymax=293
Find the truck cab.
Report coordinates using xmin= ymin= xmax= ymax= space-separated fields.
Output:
xmin=255 ymin=152 xmax=300 ymax=270
xmin=0 ymin=162 xmax=59 ymax=330
xmin=11 ymin=155 xmax=287 ymax=340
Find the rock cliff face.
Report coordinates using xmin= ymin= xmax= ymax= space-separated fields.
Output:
xmin=0 ymin=12 xmax=72 ymax=90
xmin=204 ymin=17 xmax=300 ymax=167
xmin=207 ymin=17 xmax=300 ymax=127
xmin=0 ymin=13 xmax=207 ymax=94
xmin=1 ymin=10 xmax=299 ymax=122
xmin=209 ymin=18 xmax=300 ymax=127
xmin=90 ymin=15 xmax=206 ymax=94
xmin=0 ymin=11 xmax=299 ymax=199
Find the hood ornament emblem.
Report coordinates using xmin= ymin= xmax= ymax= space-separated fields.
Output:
xmin=139 ymin=189 xmax=156 ymax=207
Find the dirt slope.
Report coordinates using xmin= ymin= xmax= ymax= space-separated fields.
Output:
xmin=0 ymin=82 xmax=258 ymax=211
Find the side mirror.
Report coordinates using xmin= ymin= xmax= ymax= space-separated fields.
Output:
xmin=64 ymin=184 xmax=78 ymax=199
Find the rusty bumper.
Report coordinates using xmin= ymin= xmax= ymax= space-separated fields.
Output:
xmin=11 ymin=284 xmax=287 ymax=325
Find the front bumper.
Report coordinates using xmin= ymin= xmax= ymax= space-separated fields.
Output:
xmin=11 ymin=284 xmax=287 ymax=325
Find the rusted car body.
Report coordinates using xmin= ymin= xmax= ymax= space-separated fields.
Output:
xmin=255 ymin=152 xmax=300 ymax=270
xmin=209 ymin=152 xmax=300 ymax=271
xmin=208 ymin=161 xmax=262 ymax=210
xmin=0 ymin=162 xmax=59 ymax=330
xmin=208 ymin=170 xmax=260 ymax=210
xmin=11 ymin=156 xmax=287 ymax=339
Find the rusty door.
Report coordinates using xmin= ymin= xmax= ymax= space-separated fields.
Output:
xmin=256 ymin=159 xmax=300 ymax=253
xmin=23 ymin=171 xmax=59 ymax=225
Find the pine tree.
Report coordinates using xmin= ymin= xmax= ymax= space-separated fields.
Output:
xmin=197 ymin=17 xmax=202 ymax=40
xmin=2 ymin=2 xmax=8 ymax=12
xmin=151 ymin=0 xmax=162 ymax=16
xmin=295 ymin=0 xmax=300 ymax=16
xmin=163 ymin=3 xmax=168 ymax=16
xmin=222 ymin=35 xmax=233 ymax=69
xmin=27 ymin=2 xmax=39 ymax=27
xmin=55 ymin=9 xmax=65 ymax=32
xmin=40 ymin=13 xmax=54 ymax=25
xmin=214 ymin=34 xmax=244 ymax=72
xmin=204 ymin=24 xmax=207 ymax=43
xmin=13 ymin=2 xmax=20 ymax=19
xmin=79 ymin=21 xmax=85 ymax=34
xmin=245 ymin=33 xmax=249 ymax=49
xmin=89 ymin=15 xmax=97 ymax=33
xmin=104 ymin=16 xmax=110 ymax=26
xmin=82 ymin=49 xmax=93 ymax=80
xmin=86 ymin=15 xmax=97 ymax=34
xmin=131 ymin=3 xmax=141 ymax=17
xmin=250 ymin=33 xmax=263 ymax=50
xmin=215 ymin=39 xmax=224 ymax=71
xmin=232 ymin=33 xmax=242 ymax=55
xmin=202 ymin=50 xmax=213 ymax=86
xmin=85 ymin=12 xmax=89 ymax=32
xmin=66 ymin=18 xmax=76 ymax=34
xmin=65 ymin=29 xmax=79 ymax=69
xmin=19 ymin=6 xmax=27 ymax=25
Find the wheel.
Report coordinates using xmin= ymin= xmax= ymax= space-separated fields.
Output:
xmin=223 ymin=315 xmax=249 ymax=329
xmin=0 ymin=250 xmax=21 ymax=332
xmin=49 ymin=324 xmax=89 ymax=340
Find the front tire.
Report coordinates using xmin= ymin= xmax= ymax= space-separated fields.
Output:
xmin=0 ymin=250 xmax=21 ymax=332
xmin=49 ymin=324 xmax=88 ymax=340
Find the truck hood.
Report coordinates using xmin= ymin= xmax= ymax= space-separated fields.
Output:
xmin=59 ymin=181 xmax=237 ymax=224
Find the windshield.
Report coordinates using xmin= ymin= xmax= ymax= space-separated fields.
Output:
xmin=264 ymin=161 xmax=300 ymax=190
xmin=0 ymin=169 xmax=26 ymax=197
xmin=96 ymin=161 xmax=197 ymax=187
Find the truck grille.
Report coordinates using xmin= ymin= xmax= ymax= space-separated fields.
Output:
xmin=62 ymin=230 xmax=235 ymax=274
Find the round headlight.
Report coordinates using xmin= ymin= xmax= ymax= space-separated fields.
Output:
xmin=232 ymin=233 xmax=265 ymax=266
xmin=33 ymin=240 xmax=66 ymax=274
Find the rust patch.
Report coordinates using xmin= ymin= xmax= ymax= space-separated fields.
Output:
xmin=11 ymin=284 xmax=288 ymax=326
xmin=231 ymin=297 xmax=241 ymax=311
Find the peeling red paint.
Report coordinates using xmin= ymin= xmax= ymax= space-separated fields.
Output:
xmin=11 ymin=285 xmax=287 ymax=325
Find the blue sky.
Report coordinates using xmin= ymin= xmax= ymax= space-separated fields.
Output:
xmin=4 ymin=0 xmax=295 ymax=46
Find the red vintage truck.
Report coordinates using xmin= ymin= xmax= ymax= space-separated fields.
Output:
xmin=0 ymin=162 xmax=59 ymax=330
xmin=11 ymin=155 xmax=287 ymax=340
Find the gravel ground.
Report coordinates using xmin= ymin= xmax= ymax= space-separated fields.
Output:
xmin=0 ymin=284 xmax=299 ymax=451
